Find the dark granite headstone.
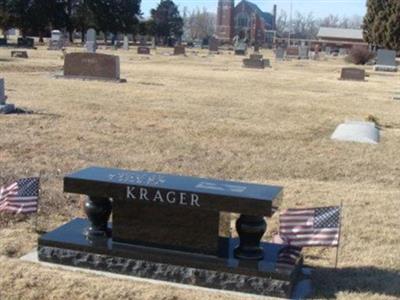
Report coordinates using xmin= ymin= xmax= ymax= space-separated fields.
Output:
xmin=209 ymin=37 xmax=219 ymax=52
xmin=137 ymin=46 xmax=150 ymax=55
xmin=11 ymin=50 xmax=28 ymax=58
xmin=286 ymin=47 xmax=299 ymax=58
xmin=63 ymin=53 xmax=123 ymax=82
xmin=0 ymin=38 xmax=7 ymax=46
xmin=17 ymin=37 xmax=34 ymax=48
xmin=38 ymin=167 xmax=304 ymax=298
xmin=340 ymin=68 xmax=365 ymax=81
xmin=173 ymin=45 xmax=186 ymax=55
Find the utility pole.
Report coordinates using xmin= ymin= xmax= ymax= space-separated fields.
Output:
xmin=288 ymin=0 xmax=293 ymax=47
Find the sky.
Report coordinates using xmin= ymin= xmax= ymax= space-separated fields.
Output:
xmin=141 ymin=0 xmax=367 ymax=18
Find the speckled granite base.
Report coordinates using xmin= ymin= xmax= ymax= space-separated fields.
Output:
xmin=38 ymin=246 xmax=292 ymax=297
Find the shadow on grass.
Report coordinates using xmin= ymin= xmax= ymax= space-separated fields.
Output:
xmin=313 ymin=266 xmax=400 ymax=298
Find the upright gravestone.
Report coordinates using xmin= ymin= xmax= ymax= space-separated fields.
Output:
xmin=234 ymin=41 xmax=247 ymax=55
xmin=62 ymin=53 xmax=125 ymax=82
xmin=123 ymin=35 xmax=129 ymax=50
xmin=340 ymin=68 xmax=365 ymax=81
xmin=209 ymin=37 xmax=219 ymax=53
xmin=339 ymin=48 xmax=348 ymax=56
xmin=85 ymin=28 xmax=97 ymax=53
xmin=325 ymin=46 xmax=331 ymax=55
xmin=0 ymin=78 xmax=15 ymax=114
xmin=173 ymin=45 xmax=186 ymax=55
xmin=374 ymin=49 xmax=398 ymax=72
xmin=286 ymin=47 xmax=299 ymax=58
xmin=38 ymin=167 xmax=307 ymax=298
xmin=0 ymin=38 xmax=7 ymax=46
xmin=299 ymin=46 xmax=309 ymax=59
xmin=275 ymin=47 xmax=285 ymax=60
xmin=48 ymin=30 xmax=64 ymax=50
xmin=17 ymin=37 xmax=34 ymax=49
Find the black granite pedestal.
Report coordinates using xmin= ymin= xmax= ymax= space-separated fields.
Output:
xmin=39 ymin=219 xmax=303 ymax=298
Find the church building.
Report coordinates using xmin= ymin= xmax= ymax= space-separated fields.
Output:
xmin=216 ymin=0 xmax=277 ymax=45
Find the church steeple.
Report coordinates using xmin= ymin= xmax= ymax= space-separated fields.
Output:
xmin=216 ymin=0 xmax=235 ymax=43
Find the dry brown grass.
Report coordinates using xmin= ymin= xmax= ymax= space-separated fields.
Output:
xmin=0 ymin=46 xmax=399 ymax=299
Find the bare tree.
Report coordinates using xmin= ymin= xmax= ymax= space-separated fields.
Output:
xmin=183 ymin=7 xmax=216 ymax=41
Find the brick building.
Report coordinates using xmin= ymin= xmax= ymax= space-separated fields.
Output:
xmin=216 ymin=0 xmax=277 ymax=45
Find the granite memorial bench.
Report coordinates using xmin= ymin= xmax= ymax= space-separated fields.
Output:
xmin=38 ymin=167 xmax=305 ymax=297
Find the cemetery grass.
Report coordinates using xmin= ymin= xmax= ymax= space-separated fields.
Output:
xmin=0 ymin=46 xmax=399 ymax=300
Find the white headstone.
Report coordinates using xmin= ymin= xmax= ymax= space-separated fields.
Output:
xmin=86 ymin=28 xmax=97 ymax=53
xmin=51 ymin=30 xmax=62 ymax=42
xmin=123 ymin=35 xmax=129 ymax=50
xmin=0 ymin=78 xmax=5 ymax=105
xmin=331 ymin=121 xmax=380 ymax=144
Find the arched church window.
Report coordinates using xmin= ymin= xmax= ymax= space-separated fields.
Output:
xmin=236 ymin=13 xmax=249 ymax=27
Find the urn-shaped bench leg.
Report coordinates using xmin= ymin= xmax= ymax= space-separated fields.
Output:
xmin=234 ymin=214 xmax=266 ymax=260
xmin=84 ymin=196 xmax=112 ymax=237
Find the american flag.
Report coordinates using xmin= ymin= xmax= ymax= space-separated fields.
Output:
xmin=279 ymin=206 xmax=341 ymax=247
xmin=275 ymin=246 xmax=302 ymax=274
xmin=0 ymin=178 xmax=40 ymax=214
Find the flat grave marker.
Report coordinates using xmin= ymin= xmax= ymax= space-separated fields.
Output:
xmin=331 ymin=121 xmax=379 ymax=144
xmin=340 ymin=68 xmax=365 ymax=81
xmin=38 ymin=167 xmax=307 ymax=298
xmin=137 ymin=46 xmax=150 ymax=55
xmin=11 ymin=50 xmax=28 ymax=58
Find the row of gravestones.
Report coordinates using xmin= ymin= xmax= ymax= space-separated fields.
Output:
xmin=274 ymin=46 xmax=310 ymax=60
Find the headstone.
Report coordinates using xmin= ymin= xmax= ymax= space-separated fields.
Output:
xmin=243 ymin=54 xmax=270 ymax=69
xmin=286 ymin=47 xmax=299 ymax=58
xmin=325 ymin=47 xmax=331 ymax=55
xmin=299 ymin=46 xmax=309 ymax=59
xmin=208 ymin=37 xmax=219 ymax=52
xmin=0 ymin=38 xmax=7 ymax=46
xmin=151 ymin=37 xmax=156 ymax=49
xmin=374 ymin=49 xmax=398 ymax=72
xmin=123 ymin=35 xmax=129 ymax=50
xmin=48 ymin=30 xmax=64 ymax=50
xmin=331 ymin=121 xmax=379 ymax=144
xmin=339 ymin=48 xmax=349 ymax=56
xmin=340 ymin=68 xmax=365 ymax=81
xmin=275 ymin=47 xmax=285 ymax=60
xmin=38 ymin=167 xmax=305 ymax=298
xmin=0 ymin=78 xmax=15 ymax=114
xmin=254 ymin=44 xmax=260 ymax=53
xmin=85 ymin=28 xmax=97 ymax=53
xmin=62 ymin=53 xmax=124 ymax=82
xmin=234 ymin=41 xmax=247 ymax=55
xmin=11 ymin=50 xmax=28 ymax=58
xmin=173 ymin=45 xmax=186 ymax=55
xmin=17 ymin=37 xmax=34 ymax=49
xmin=137 ymin=46 xmax=150 ymax=55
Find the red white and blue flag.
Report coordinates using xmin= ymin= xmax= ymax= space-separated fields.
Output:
xmin=279 ymin=206 xmax=341 ymax=247
xmin=0 ymin=178 xmax=40 ymax=214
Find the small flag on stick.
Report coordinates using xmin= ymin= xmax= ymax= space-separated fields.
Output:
xmin=279 ymin=206 xmax=341 ymax=247
xmin=275 ymin=245 xmax=302 ymax=273
xmin=0 ymin=178 xmax=40 ymax=214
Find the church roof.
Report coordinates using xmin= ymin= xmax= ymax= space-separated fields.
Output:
xmin=238 ymin=0 xmax=274 ymax=26
xmin=318 ymin=27 xmax=363 ymax=40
